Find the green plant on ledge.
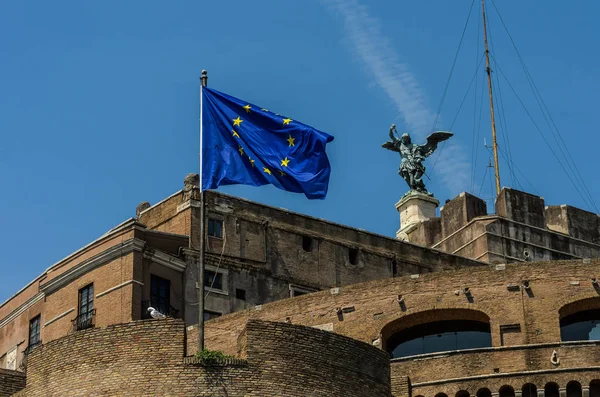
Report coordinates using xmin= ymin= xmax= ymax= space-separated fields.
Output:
xmin=194 ymin=348 xmax=233 ymax=363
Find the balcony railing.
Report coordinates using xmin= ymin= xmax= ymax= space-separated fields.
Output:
xmin=72 ymin=309 xmax=96 ymax=331
xmin=142 ymin=300 xmax=179 ymax=319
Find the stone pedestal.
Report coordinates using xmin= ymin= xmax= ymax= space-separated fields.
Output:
xmin=395 ymin=192 xmax=439 ymax=240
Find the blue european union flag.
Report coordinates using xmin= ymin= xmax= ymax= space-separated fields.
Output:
xmin=201 ymin=87 xmax=334 ymax=199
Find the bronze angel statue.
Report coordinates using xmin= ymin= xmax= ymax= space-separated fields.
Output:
xmin=382 ymin=124 xmax=453 ymax=195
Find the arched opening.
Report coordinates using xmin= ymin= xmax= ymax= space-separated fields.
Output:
xmin=561 ymin=309 xmax=600 ymax=341
xmin=590 ymin=380 xmax=600 ymax=397
xmin=477 ymin=388 xmax=492 ymax=397
xmin=523 ymin=383 xmax=537 ymax=397
xmin=457 ymin=391 xmax=470 ymax=397
xmin=386 ymin=319 xmax=491 ymax=358
xmin=382 ymin=309 xmax=491 ymax=355
xmin=382 ymin=307 xmax=493 ymax=357
xmin=545 ymin=383 xmax=560 ymax=397
xmin=500 ymin=386 xmax=515 ymax=397
xmin=567 ymin=381 xmax=582 ymax=397
xmin=435 ymin=393 xmax=449 ymax=397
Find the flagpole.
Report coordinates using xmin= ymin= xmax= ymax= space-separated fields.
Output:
xmin=198 ymin=70 xmax=207 ymax=352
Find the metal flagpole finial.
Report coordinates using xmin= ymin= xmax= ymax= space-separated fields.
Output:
xmin=200 ymin=70 xmax=208 ymax=87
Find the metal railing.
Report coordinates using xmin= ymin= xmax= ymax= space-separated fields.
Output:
xmin=72 ymin=309 xmax=96 ymax=331
xmin=141 ymin=300 xmax=179 ymax=319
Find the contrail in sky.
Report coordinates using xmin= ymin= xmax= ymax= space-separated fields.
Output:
xmin=322 ymin=0 xmax=470 ymax=194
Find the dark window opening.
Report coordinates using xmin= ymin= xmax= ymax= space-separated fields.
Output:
xmin=545 ymin=383 xmax=560 ymax=397
xmin=387 ymin=320 xmax=492 ymax=358
xmin=456 ymin=391 xmax=469 ymax=397
xmin=391 ymin=258 xmax=398 ymax=276
xmin=302 ymin=236 xmax=313 ymax=252
xmin=205 ymin=270 xmax=223 ymax=290
xmin=29 ymin=315 xmax=41 ymax=347
xmin=76 ymin=284 xmax=95 ymax=330
xmin=349 ymin=248 xmax=359 ymax=265
xmin=208 ymin=218 xmax=223 ymax=238
xmin=560 ymin=309 xmax=600 ymax=341
xmin=150 ymin=275 xmax=170 ymax=315
xmin=236 ymin=288 xmax=246 ymax=300
xmin=590 ymin=380 xmax=600 ymax=397
xmin=499 ymin=386 xmax=515 ymax=397
xmin=477 ymin=389 xmax=492 ymax=397
xmin=204 ymin=310 xmax=221 ymax=321
xmin=523 ymin=384 xmax=537 ymax=397
xmin=567 ymin=382 xmax=582 ymax=397
xmin=292 ymin=289 xmax=306 ymax=297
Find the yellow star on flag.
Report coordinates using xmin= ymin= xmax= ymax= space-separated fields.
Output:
xmin=232 ymin=130 xmax=240 ymax=138
xmin=248 ymin=157 xmax=255 ymax=167
xmin=283 ymin=118 xmax=292 ymax=125
xmin=243 ymin=104 xmax=251 ymax=113
xmin=233 ymin=116 xmax=243 ymax=127
xmin=279 ymin=170 xmax=286 ymax=177
xmin=238 ymin=145 xmax=244 ymax=155
xmin=287 ymin=135 xmax=295 ymax=147
xmin=281 ymin=157 xmax=290 ymax=167
xmin=263 ymin=167 xmax=272 ymax=175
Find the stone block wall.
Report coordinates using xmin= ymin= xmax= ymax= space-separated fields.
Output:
xmin=0 ymin=369 xmax=25 ymax=396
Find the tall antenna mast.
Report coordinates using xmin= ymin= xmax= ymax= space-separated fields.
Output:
xmin=481 ymin=0 xmax=501 ymax=197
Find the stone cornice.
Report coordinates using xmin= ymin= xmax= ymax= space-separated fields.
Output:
xmin=144 ymin=249 xmax=187 ymax=272
xmin=40 ymin=238 xmax=146 ymax=295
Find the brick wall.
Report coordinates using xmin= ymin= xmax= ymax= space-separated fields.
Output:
xmin=183 ymin=259 xmax=600 ymax=395
xmin=243 ymin=320 xmax=391 ymax=396
xmin=15 ymin=318 xmax=392 ymax=396
xmin=0 ymin=369 xmax=26 ymax=396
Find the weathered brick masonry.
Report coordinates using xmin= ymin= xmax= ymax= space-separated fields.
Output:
xmin=0 ymin=369 xmax=25 ymax=397
xmin=13 ymin=318 xmax=391 ymax=397
xmin=185 ymin=259 xmax=600 ymax=396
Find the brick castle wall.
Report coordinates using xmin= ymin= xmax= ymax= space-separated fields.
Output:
xmin=0 ymin=369 xmax=26 ymax=397
xmin=14 ymin=318 xmax=391 ymax=396
xmin=184 ymin=259 xmax=600 ymax=395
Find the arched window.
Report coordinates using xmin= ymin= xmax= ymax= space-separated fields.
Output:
xmin=477 ymin=388 xmax=492 ymax=397
xmin=523 ymin=383 xmax=537 ymax=397
xmin=590 ymin=380 xmax=600 ymax=397
xmin=456 ymin=391 xmax=470 ymax=397
xmin=386 ymin=319 xmax=492 ymax=358
xmin=561 ymin=309 xmax=600 ymax=341
xmin=500 ymin=386 xmax=515 ymax=397
xmin=435 ymin=393 xmax=449 ymax=397
xmin=567 ymin=382 xmax=582 ymax=397
xmin=545 ymin=383 xmax=560 ymax=397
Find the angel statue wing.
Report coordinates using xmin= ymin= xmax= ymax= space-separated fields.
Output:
xmin=382 ymin=140 xmax=400 ymax=153
xmin=421 ymin=131 xmax=453 ymax=157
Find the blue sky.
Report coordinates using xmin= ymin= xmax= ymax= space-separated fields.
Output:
xmin=2 ymin=1 xmax=600 ymax=302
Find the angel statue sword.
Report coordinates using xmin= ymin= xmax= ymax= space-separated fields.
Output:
xmin=382 ymin=124 xmax=453 ymax=196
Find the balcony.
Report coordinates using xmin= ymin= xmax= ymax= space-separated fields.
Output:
xmin=72 ymin=309 xmax=96 ymax=331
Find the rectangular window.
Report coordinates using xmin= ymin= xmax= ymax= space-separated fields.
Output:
xmin=150 ymin=275 xmax=170 ymax=315
xmin=29 ymin=315 xmax=41 ymax=347
xmin=349 ymin=248 xmax=359 ymax=265
xmin=208 ymin=218 xmax=223 ymax=238
xmin=205 ymin=270 xmax=223 ymax=290
xmin=236 ymin=288 xmax=246 ymax=300
xmin=302 ymin=236 xmax=313 ymax=252
xmin=77 ymin=284 xmax=94 ymax=330
xmin=204 ymin=310 xmax=222 ymax=321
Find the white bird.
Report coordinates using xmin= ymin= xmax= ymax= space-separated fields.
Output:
xmin=147 ymin=307 xmax=166 ymax=319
